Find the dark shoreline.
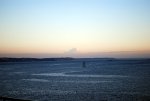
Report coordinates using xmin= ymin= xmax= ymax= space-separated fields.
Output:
xmin=0 ymin=57 xmax=150 ymax=62
xmin=0 ymin=57 xmax=75 ymax=62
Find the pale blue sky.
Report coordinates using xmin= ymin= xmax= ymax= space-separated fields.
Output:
xmin=0 ymin=0 xmax=150 ymax=57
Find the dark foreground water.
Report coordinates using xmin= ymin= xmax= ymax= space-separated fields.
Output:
xmin=0 ymin=59 xmax=150 ymax=101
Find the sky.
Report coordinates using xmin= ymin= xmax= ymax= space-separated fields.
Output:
xmin=0 ymin=0 xmax=150 ymax=58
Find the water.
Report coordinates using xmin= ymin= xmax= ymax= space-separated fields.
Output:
xmin=0 ymin=59 xmax=150 ymax=101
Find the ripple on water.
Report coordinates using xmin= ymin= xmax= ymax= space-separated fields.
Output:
xmin=32 ymin=73 xmax=129 ymax=78
xmin=22 ymin=78 xmax=113 ymax=83
xmin=22 ymin=79 xmax=49 ymax=82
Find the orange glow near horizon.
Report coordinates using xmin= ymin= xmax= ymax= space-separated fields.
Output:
xmin=0 ymin=0 xmax=150 ymax=58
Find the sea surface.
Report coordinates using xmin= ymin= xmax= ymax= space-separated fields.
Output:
xmin=0 ymin=59 xmax=150 ymax=101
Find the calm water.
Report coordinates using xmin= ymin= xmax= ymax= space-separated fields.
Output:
xmin=0 ymin=59 xmax=150 ymax=101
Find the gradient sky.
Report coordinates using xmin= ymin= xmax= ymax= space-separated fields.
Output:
xmin=0 ymin=0 xmax=150 ymax=58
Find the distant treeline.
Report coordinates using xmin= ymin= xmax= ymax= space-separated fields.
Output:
xmin=0 ymin=57 xmax=74 ymax=62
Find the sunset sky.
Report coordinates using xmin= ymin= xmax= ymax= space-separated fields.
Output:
xmin=0 ymin=0 xmax=150 ymax=58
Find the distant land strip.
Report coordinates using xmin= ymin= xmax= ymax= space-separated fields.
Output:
xmin=0 ymin=57 xmax=150 ymax=63
xmin=0 ymin=57 xmax=75 ymax=62
xmin=0 ymin=57 xmax=117 ymax=62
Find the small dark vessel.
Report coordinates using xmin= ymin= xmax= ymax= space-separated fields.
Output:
xmin=82 ymin=61 xmax=86 ymax=67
